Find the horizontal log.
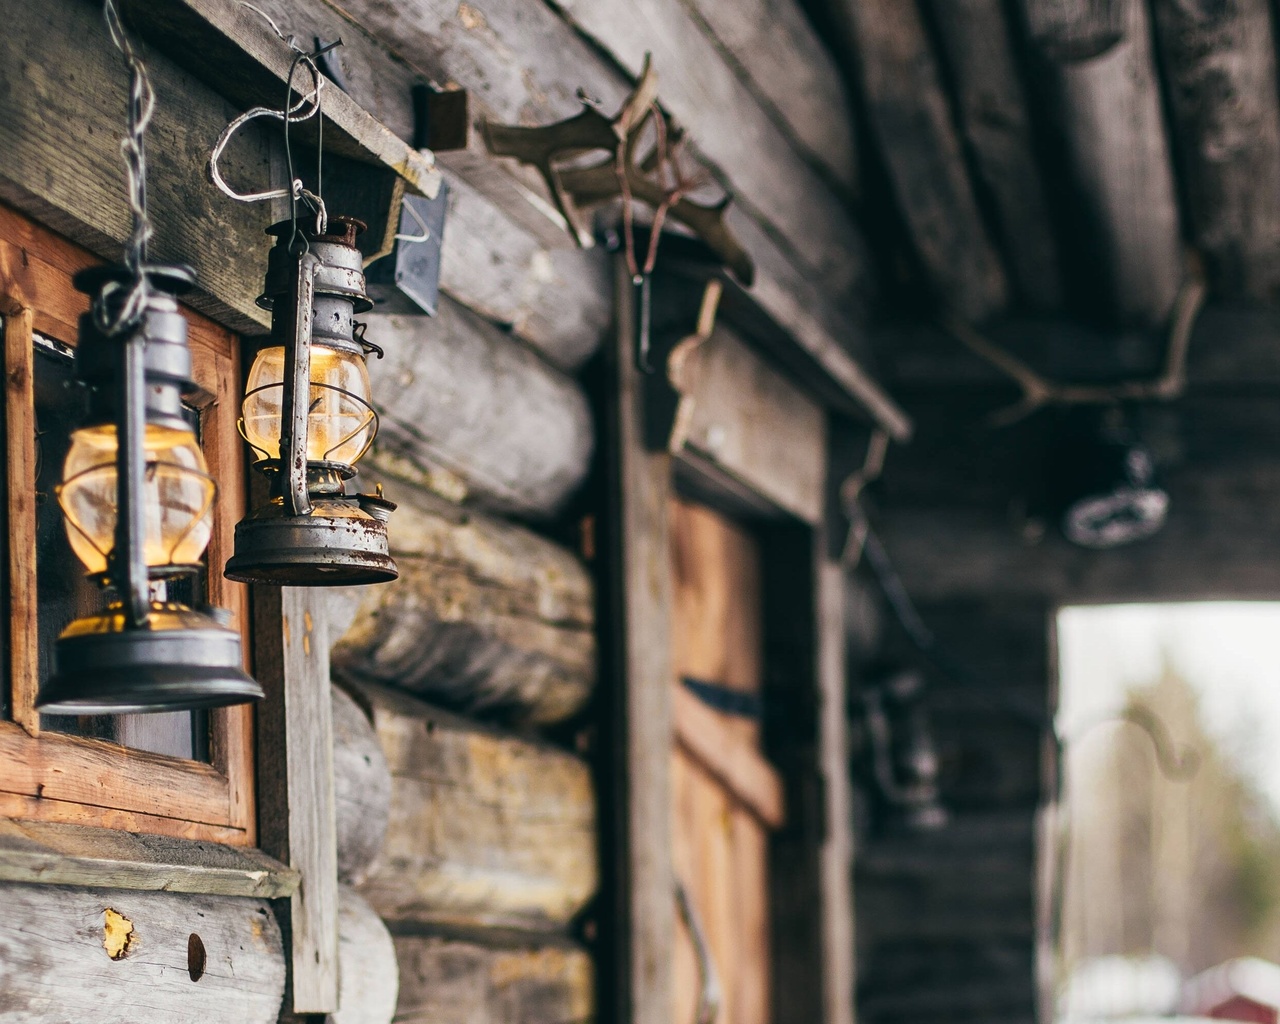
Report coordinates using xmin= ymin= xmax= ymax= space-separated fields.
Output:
xmin=356 ymin=684 xmax=598 ymax=933
xmin=683 ymin=0 xmax=857 ymax=192
xmin=922 ymin=0 xmax=1062 ymax=309
xmin=236 ymin=0 xmax=611 ymax=369
xmin=0 ymin=817 xmax=297 ymax=897
xmin=0 ymin=883 xmax=285 ymax=1022
xmin=331 ymin=484 xmax=595 ymax=726
xmin=333 ymin=684 xmax=392 ymax=885
xmin=393 ymin=933 xmax=593 ymax=1024
xmin=334 ymin=885 xmax=399 ymax=1024
xmin=1150 ymin=0 xmax=1280 ymax=301
xmin=1049 ymin=0 xmax=1184 ymax=326
xmin=831 ymin=0 xmax=1009 ymax=322
xmin=365 ymin=302 xmax=593 ymax=518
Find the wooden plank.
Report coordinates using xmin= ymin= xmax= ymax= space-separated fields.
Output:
xmin=682 ymin=0 xmax=857 ymax=193
xmin=334 ymin=885 xmax=400 ymax=1024
xmin=254 ymin=587 xmax=339 ymax=1014
xmin=1048 ymin=0 xmax=1184 ymax=326
xmin=921 ymin=0 xmax=1063 ymax=309
xmin=129 ymin=0 xmax=440 ymax=198
xmin=332 ymin=684 xmax=391 ymax=887
xmin=675 ymin=327 xmax=827 ymax=523
xmin=0 ymin=883 xmax=285 ymax=1022
xmin=339 ymin=0 xmax=870 ymax=305
xmin=672 ymin=685 xmax=785 ymax=829
xmin=364 ymin=302 xmax=593 ymax=519
xmin=1150 ymin=0 xmax=1280 ymax=301
xmin=4 ymin=306 xmax=37 ymax=734
xmin=393 ymin=933 xmax=594 ymax=1023
xmin=331 ymin=482 xmax=595 ymax=727
xmin=609 ymin=256 xmax=677 ymax=1024
xmin=829 ymin=0 xmax=1009 ymax=322
xmin=816 ymin=558 xmax=856 ymax=1024
xmin=0 ymin=817 xmax=297 ymax=897
xmin=356 ymin=683 xmax=598 ymax=933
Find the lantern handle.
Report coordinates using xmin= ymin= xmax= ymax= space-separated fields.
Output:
xmin=280 ymin=252 xmax=319 ymax=517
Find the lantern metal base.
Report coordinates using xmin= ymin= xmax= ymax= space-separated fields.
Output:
xmin=38 ymin=603 xmax=262 ymax=715
xmin=225 ymin=496 xmax=398 ymax=586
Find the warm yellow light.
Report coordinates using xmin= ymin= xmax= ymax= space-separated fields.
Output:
xmin=241 ymin=345 xmax=374 ymax=467
xmin=58 ymin=424 xmax=215 ymax=576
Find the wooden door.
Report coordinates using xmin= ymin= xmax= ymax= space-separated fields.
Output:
xmin=670 ymin=497 xmax=784 ymax=1024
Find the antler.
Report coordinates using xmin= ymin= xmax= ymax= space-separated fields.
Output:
xmin=483 ymin=56 xmax=755 ymax=284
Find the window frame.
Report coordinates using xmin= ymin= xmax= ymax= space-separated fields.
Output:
xmin=0 ymin=203 xmax=255 ymax=846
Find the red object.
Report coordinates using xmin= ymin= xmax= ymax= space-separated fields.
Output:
xmin=1209 ymin=995 xmax=1278 ymax=1024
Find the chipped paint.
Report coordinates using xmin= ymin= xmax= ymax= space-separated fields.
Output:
xmin=102 ymin=908 xmax=135 ymax=960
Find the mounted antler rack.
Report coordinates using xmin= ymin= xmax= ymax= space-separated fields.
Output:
xmin=482 ymin=55 xmax=754 ymax=286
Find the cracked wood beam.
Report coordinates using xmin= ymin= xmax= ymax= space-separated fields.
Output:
xmin=1151 ymin=0 xmax=1280 ymax=302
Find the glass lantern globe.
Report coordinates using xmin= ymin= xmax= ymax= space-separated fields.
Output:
xmin=241 ymin=344 xmax=375 ymax=468
xmin=59 ymin=422 xmax=216 ymax=576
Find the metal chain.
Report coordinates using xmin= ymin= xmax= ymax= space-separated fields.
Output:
xmin=97 ymin=0 xmax=156 ymax=336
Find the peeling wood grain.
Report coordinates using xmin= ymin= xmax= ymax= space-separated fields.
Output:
xmin=392 ymin=933 xmax=594 ymax=1024
xmin=355 ymin=683 xmax=598 ymax=934
xmin=1151 ymin=0 xmax=1280 ymax=301
xmin=0 ymin=884 xmax=285 ymax=1023
xmin=830 ymin=0 xmax=1010 ymax=322
xmin=332 ymin=685 xmax=392 ymax=886
xmin=331 ymin=484 xmax=596 ymax=727
xmin=364 ymin=304 xmax=594 ymax=518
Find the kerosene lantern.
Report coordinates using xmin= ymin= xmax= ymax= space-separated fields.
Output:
xmin=36 ymin=265 xmax=263 ymax=713
xmin=225 ymin=216 xmax=397 ymax=585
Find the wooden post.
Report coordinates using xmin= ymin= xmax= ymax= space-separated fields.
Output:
xmin=606 ymin=257 xmax=676 ymax=1024
xmin=255 ymin=586 xmax=339 ymax=1015
xmin=817 ymin=555 xmax=856 ymax=1024
xmin=4 ymin=306 xmax=37 ymax=734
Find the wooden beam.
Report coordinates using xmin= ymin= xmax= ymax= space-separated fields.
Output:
xmin=607 ymin=256 xmax=677 ymax=1024
xmin=0 ymin=884 xmax=285 ymax=1022
xmin=364 ymin=301 xmax=594 ymax=519
xmin=681 ymin=0 xmax=858 ymax=193
xmin=331 ymin=483 xmax=596 ymax=727
xmin=254 ymin=587 xmax=340 ymax=1015
xmin=355 ymin=683 xmax=598 ymax=934
xmin=0 ymin=817 xmax=298 ymax=897
xmin=1019 ymin=0 xmax=1127 ymax=61
xmin=829 ymin=0 xmax=1010 ymax=322
xmin=922 ymin=0 xmax=1063 ymax=309
xmin=1046 ymin=0 xmax=1184 ymax=326
xmin=3 ymin=307 xmax=37 ymax=734
xmin=1150 ymin=0 xmax=1280 ymax=301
